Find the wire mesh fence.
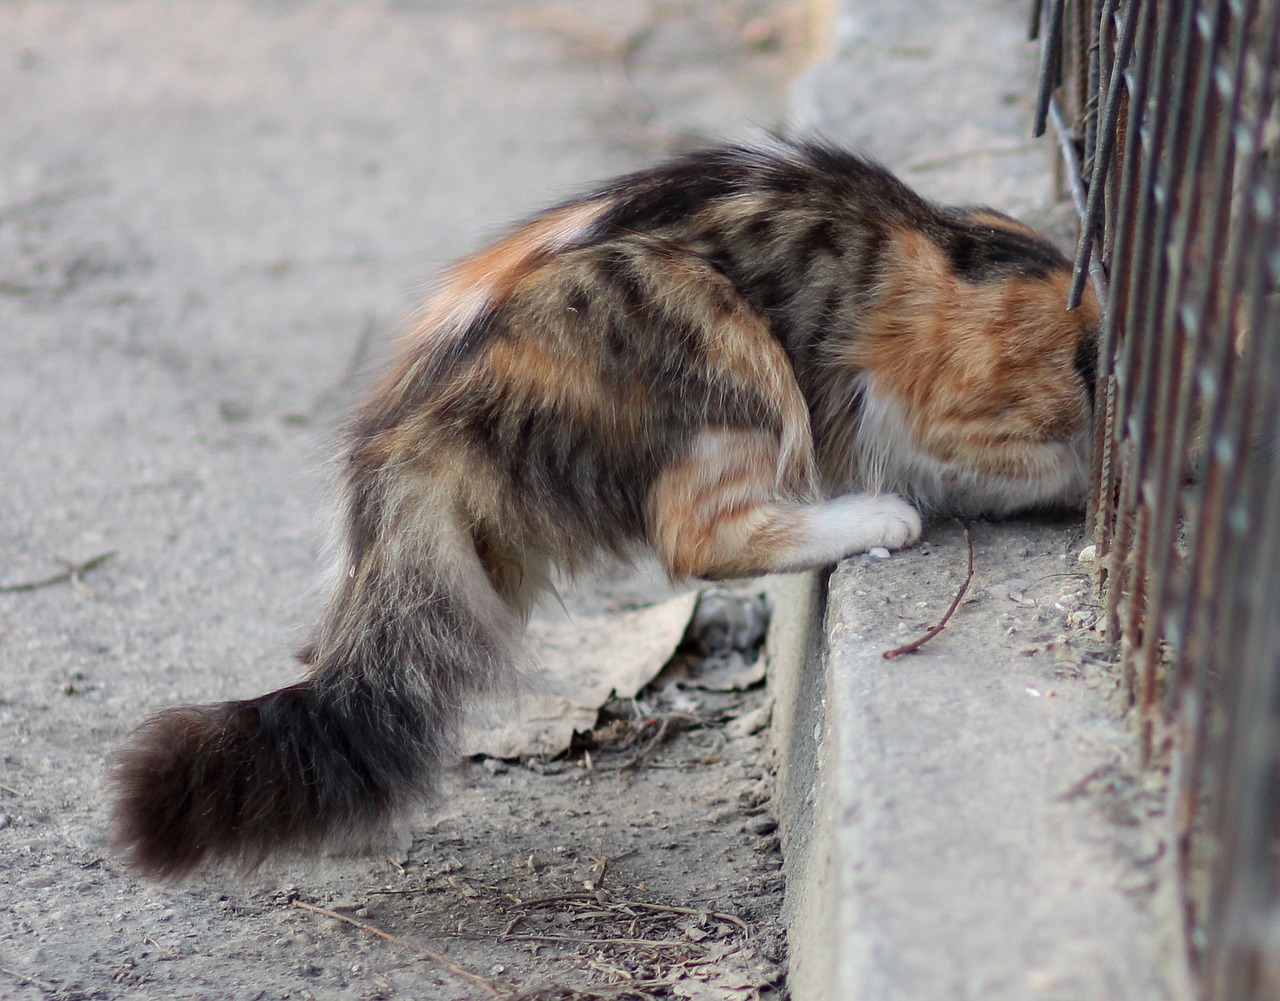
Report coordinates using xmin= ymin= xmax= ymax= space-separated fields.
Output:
xmin=1031 ymin=0 xmax=1280 ymax=996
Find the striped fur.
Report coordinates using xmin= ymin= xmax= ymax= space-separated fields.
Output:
xmin=110 ymin=137 xmax=1099 ymax=878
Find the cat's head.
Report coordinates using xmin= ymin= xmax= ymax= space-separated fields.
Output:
xmin=842 ymin=209 xmax=1100 ymax=516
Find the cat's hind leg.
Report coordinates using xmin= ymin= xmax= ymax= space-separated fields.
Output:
xmin=648 ymin=428 xmax=921 ymax=580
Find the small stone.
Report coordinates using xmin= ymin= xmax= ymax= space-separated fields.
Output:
xmin=1078 ymin=544 xmax=1097 ymax=563
xmin=749 ymin=816 xmax=779 ymax=836
xmin=1003 ymin=578 xmax=1031 ymax=602
xmin=726 ymin=703 xmax=772 ymax=739
xmin=868 ymin=547 xmax=891 ymax=560
xmin=1067 ymin=608 xmax=1100 ymax=630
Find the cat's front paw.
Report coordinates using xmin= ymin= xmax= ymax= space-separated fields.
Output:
xmin=831 ymin=492 xmax=922 ymax=554
xmin=860 ymin=496 xmax=921 ymax=552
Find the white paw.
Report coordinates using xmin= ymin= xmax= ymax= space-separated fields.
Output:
xmin=824 ymin=492 xmax=922 ymax=555
xmin=859 ymin=493 xmax=922 ymax=551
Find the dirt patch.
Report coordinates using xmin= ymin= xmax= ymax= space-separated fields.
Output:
xmin=3 ymin=667 xmax=788 ymax=999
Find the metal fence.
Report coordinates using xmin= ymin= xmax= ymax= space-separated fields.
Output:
xmin=1031 ymin=0 xmax=1280 ymax=997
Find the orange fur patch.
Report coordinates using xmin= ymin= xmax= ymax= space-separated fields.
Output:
xmin=485 ymin=334 xmax=621 ymax=415
xmin=648 ymin=430 xmax=803 ymax=579
xmin=841 ymin=228 xmax=1098 ymax=476
xmin=412 ymin=199 xmax=609 ymax=346
xmin=699 ymin=301 xmax=818 ymax=499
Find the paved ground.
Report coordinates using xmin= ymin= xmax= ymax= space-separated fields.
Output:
xmin=0 ymin=3 xmax=812 ymax=998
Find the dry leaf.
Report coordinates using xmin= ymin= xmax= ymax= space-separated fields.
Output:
xmin=462 ymin=591 xmax=700 ymax=759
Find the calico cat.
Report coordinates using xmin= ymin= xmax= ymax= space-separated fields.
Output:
xmin=110 ymin=136 xmax=1100 ymax=878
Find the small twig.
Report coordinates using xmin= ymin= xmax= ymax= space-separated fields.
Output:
xmin=64 ymin=557 xmax=99 ymax=599
xmin=595 ymin=718 xmax=670 ymax=772
xmin=586 ymin=958 xmax=634 ymax=980
xmin=0 ymin=551 xmax=116 ymax=595
xmin=620 ymin=901 xmax=752 ymax=936
xmin=1 ymin=966 xmax=59 ymax=992
xmin=497 ymin=932 xmax=701 ymax=950
xmin=585 ymin=848 xmax=608 ymax=889
xmin=883 ymin=526 xmax=975 ymax=659
xmin=503 ymin=913 xmax=526 ymax=936
xmin=595 ymin=715 xmax=701 ymax=773
xmin=1057 ymin=758 xmax=1121 ymax=801
xmin=584 ymin=847 xmax=638 ymax=891
xmin=291 ymin=899 xmax=505 ymax=997
xmin=514 ymin=891 xmax=599 ymax=908
xmin=511 ymin=891 xmax=750 ymax=938
xmin=0 ymin=783 xmax=19 ymax=797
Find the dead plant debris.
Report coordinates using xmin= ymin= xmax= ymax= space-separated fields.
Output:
xmin=883 ymin=525 xmax=975 ymax=659
xmin=0 ymin=550 xmax=116 ymax=596
xmin=292 ymin=899 xmax=506 ymax=997
xmin=288 ymin=846 xmax=780 ymax=1001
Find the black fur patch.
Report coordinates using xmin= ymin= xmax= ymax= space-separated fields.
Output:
xmin=590 ymin=149 xmax=752 ymax=232
xmin=1074 ymin=334 xmax=1099 ymax=410
xmin=943 ymin=216 xmax=1067 ymax=283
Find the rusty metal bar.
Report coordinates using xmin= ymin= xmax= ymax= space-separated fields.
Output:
xmin=1135 ymin=0 xmax=1233 ymax=762
xmin=1084 ymin=0 xmax=1105 ymax=172
xmin=1033 ymin=0 xmax=1068 ymax=136
xmin=1094 ymin=0 xmax=1156 ymax=630
xmin=1108 ymin=0 xmax=1164 ymax=701
xmin=1067 ymin=0 xmax=1132 ymax=309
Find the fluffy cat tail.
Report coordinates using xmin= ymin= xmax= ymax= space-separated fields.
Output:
xmin=109 ymin=677 xmax=434 ymax=879
xmin=110 ymin=483 xmax=518 ymax=880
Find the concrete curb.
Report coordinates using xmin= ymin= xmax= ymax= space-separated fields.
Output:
xmin=767 ymin=2 xmax=1175 ymax=997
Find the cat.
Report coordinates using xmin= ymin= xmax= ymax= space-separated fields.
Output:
xmin=110 ymin=136 xmax=1100 ymax=878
